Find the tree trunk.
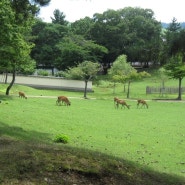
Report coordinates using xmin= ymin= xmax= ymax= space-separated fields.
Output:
xmin=123 ymin=84 xmax=126 ymax=93
xmin=84 ymin=80 xmax=88 ymax=99
xmin=5 ymin=72 xmax=8 ymax=84
xmin=127 ymin=81 xmax=131 ymax=98
xmin=113 ymin=82 xmax=116 ymax=94
xmin=6 ymin=67 xmax=16 ymax=95
xmin=177 ymin=77 xmax=182 ymax=100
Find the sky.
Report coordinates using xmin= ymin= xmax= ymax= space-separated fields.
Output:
xmin=38 ymin=0 xmax=185 ymax=23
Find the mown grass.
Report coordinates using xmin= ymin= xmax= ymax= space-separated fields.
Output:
xmin=0 ymin=77 xmax=185 ymax=184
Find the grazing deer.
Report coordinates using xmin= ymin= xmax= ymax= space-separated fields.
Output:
xmin=18 ymin=92 xmax=27 ymax=99
xmin=137 ymin=99 xmax=148 ymax=109
xmin=56 ymin=96 xmax=71 ymax=106
xmin=114 ymin=97 xmax=120 ymax=108
xmin=116 ymin=99 xmax=130 ymax=109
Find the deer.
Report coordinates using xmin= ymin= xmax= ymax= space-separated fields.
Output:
xmin=137 ymin=99 xmax=148 ymax=109
xmin=114 ymin=97 xmax=120 ymax=108
xmin=116 ymin=99 xmax=130 ymax=109
xmin=56 ymin=96 xmax=71 ymax=106
xmin=18 ymin=91 xmax=27 ymax=99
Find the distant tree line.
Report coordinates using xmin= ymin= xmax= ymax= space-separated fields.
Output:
xmin=162 ymin=22 xmax=185 ymax=29
xmin=30 ymin=8 xmax=185 ymax=74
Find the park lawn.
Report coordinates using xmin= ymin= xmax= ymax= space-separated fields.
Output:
xmin=0 ymin=91 xmax=185 ymax=178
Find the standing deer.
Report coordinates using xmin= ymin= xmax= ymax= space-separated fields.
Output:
xmin=137 ymin=99 xmax=148 ymax=109
xmin=116 ymin=99 xmax=130 ymax=109
xmin=56 ymin=96 xmax=71 ymax=106
xmin=18 ymin=92 xmax=27 ymax=99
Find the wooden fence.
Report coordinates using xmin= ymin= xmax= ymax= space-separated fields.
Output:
xmin=146 ymin=86 xmax=185 ymax=95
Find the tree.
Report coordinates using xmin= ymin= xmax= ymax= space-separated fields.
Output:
xmin=108 ymin=55 xmax=136 ymax=94
xmin=0 ymin=0 xmax=50 ymax=95
xmin=55 ymin=34 xmax=108 ymax=70
xmin=71 ymin=17 xmax=94 ymax=39
xmin=90 ymin=7 xmax=162 ymax=68
xmin=108 ymin=55 xmax=150 ymax=98
xmin=160 ymin=18 xmax=182 ymax=65
xmin=164 ymin=53 xmax=185 ymax=100
xmin=157 ymin=67 xmax=168 ymax=89
xmin=0 ymin=0 xmax=34 ymax=95
xmin=51 ymin=9 xmax=68 ymax=25
xmin=31 ymin=20 xmax=69 ymax=69
xmin=63 ymin=61 xmax=100 ymax=98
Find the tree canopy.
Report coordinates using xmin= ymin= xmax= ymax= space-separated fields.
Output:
xmin=63 ymin=61 xmax=100 ymax=98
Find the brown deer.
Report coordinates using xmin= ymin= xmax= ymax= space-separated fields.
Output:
xmin=18 ymin=92 xmax=27 ymax=99
xmin=56 ymin=96 xmax=71 ymax=106
xmin=137 ymin=99 xmax=148 ymax=109
xmin=116 ymin=99 xmax=130 ymax=109
xmin=114 ymin=97 xmax=120 ymax=108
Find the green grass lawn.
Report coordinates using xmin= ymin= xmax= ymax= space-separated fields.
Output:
xmin=1 ymin=83 xmax=185 ymax=179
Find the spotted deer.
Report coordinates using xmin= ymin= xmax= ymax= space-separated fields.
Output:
xmin=137 ymin=99 xmax=148 ymax=109
xmin=56 ymin=96 xmax=71 ymax=106
xmin=18 ymin=92 xmax=27 ymax=99
xmin=116 ymin=99 xmax=130 ymax=109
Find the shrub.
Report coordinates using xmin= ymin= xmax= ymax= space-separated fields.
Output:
xmin=55 ymin=71 xmax=65 ymax=77
xmin=54 ymin=134 xmax=69 ymax=144
xmin=37 ymin=70 xmax=49 ymax=76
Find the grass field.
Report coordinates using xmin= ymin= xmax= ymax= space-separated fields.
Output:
xmin=0 ymin=77 xmax=185 ymax=184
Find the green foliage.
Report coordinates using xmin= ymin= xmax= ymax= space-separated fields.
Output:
xmin=91 ymin=7 xmax=162 ymax=65
xmin=51 ymin=9 xmax=68 ymax=25
xmin=65 ymin=61 xmax=100 ymax=81
xmin=55 ymin=71 xmax=65 ymax=77
xmin=55 ymin=35 xmax=108 ymax=70
xmin=18 ymin=56 xmax=36 ymax=75
xmin=0 ymin=0 xmax=39 ymax=95
xmin=160 ymin=18 xmax=182 ymax=65
xmin=108 ymin=55 xmax=135 ymax=76
xmin=31 ymin=22 xmax=69 ymax=68
xmin=165 ymin=54 xmax=185 ymax=79
xmin=108 ymin=54 xmax=136 ymax=84
xmin=37 ymin=70 xmax=49 ymax=76
xmin=71 ymin=17 xmax=94 ymax=38
xmin=53 ymin=134 xmax=69 ymax=144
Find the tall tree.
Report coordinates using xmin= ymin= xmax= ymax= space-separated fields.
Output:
xmin=90 ymin=7 xmax=162 ymax=68
xmin=31 ymin=20 xmax=69 ymax=69
xmin=164 ymin=53 xmax=185 ymax=100
xmin=71 ymin=17 xmax=94 ymax=39
xmin=51 ymin=9 xmax=68 ymax=25
xmin=160 ymin=18 xmax=182 ymax=65
xmin=0 ymin=0 xmax=34 ymax=95
xmin=0 ymin=0 xmax=50 ymax=95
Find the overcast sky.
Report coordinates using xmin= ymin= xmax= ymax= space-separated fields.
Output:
xmin=38 ymin=0 xmax=185 ymax=23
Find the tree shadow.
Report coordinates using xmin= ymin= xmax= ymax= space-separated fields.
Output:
xmin=0 ymin=121 xmax=50 ymax=143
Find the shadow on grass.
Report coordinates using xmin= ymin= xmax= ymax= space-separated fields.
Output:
xmin=0 ymin=121 xmax=50 ymax=143
xmin=0 ymin=121 xmax=185 ymax=185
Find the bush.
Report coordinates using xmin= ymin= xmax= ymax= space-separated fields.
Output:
xmin=55 ymin=71 xmax=65 ymax=77
xmin=37 ymin=70 xmax=49 ymax=76
xmin=53 ymin=134 xmax=69 ymax=144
